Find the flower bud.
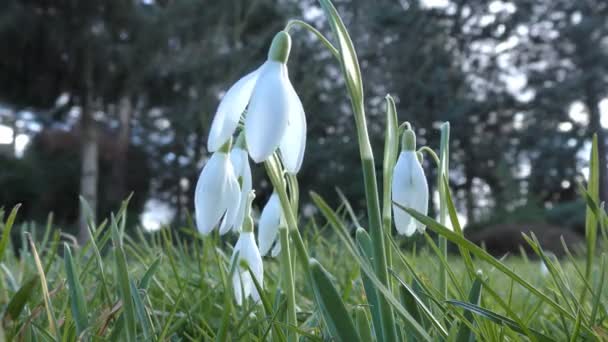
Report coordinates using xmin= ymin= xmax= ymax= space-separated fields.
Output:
xmin=268 ymin=31 xmax=292 ymax=63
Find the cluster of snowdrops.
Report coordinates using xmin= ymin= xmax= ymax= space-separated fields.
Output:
xmin=194 ymin=30 xmax=431 ymax=305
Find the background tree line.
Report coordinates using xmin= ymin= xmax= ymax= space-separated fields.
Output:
xmin=0 ymin=0 xmax=606 ymax=247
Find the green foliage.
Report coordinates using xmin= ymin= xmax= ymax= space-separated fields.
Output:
xmin=0 ymin=187 xmax=604 ymax=340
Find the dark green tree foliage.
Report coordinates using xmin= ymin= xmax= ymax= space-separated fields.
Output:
xmin=511 ymin=0 xmax=608 ymax=203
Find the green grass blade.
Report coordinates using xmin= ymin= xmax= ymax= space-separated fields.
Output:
xmin=130 ymin=280 xmax=153 ymax=339
xmin=309 ymin=258 xmax=361 ymax=342
xmin=139 ymin=256 xmax=161 ymax=290
xmin=0 ymin=204 xmax=20 ymax=263
xmin=398 ymin=204 xmax=580 ymax=325
xmin=112 ymin=220 xmax=137 ymax=341
xmin=355 ymin=228 xmax=384 ymax=342
xmin=455 ymin=273 xmax=483 ymax=342
xmin=3 ymin=277 xmax=37 ymax=322
xmin=64 ymin=244 xmax=88 ymax=335
xmin=447 ymin=300 xmax=553 ymax=342
xmin=355 ymin=307 xmax=373 ymax=342
xmin=311 ymin=192 xmax=433 ymax=341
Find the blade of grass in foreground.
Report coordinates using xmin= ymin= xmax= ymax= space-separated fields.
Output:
xmin=0 ymin=204 xmax=20 ymax=263
xmin=28 ymin=235 xmax=60 ymax=340
xmin=447 ymin=301 xmax=553 ymax=342
xmin=112 ymin=219 xmax=137 ymax=341
xmin=455 ymin=274 xmax=482 ymax=342
xmin=64 ymin=244 xmax=89 ymax=335
xmin=398 ymin=204 xmax=594 ymax=336
xmin=311 ymin=191 xmax=434 ymax=341
xmin=309 ymin=258 xmax=361 ymax=342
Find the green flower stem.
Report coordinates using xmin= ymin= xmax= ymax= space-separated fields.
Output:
xmin=382 ymin=96 xmax=399 ymax=283
xmin=264 ymin=157 xmax=311 ymax=278
xmin=279 ymin=226 xmax=297 ymax=342
xmin=419 ymin=129 xmax=450 ymax=300
xmin=438 ymin=123 xmax=450 ymax=300
xmin=290 ymin=3 xmax=396 ymax=338
xmin=418 ymin=146 xmax=440 ymax=166
xmin=353 ymin=92 xmax=398 ymax=342
xmin=284 ymin=20 xmax=340 ymax=60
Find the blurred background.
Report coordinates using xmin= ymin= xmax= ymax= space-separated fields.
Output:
xmin=0 ymin=0 xmax=606 ymax=253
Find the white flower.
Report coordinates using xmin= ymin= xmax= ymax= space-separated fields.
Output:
xmin=194 ymin=151 xmax=241 ymax=235
xmin=207 ymin=69 xmax=260 ymax=152
xmin=229 ymin=147 xmax=252 ymax=232
xmin=392 ymin=151 xmax=429 ymax=236
xmin=206 ymin=31 xmax=306 ymax=173
xmin=258 ymin=192 xmax=282 ymax=256
xmin=231 ymin=231 xmax=264 ymax=305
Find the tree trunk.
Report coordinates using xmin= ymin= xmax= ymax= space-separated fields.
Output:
xmin=78 ymin=101 xmax=99 ymax=243
xmin=108 ymin=96 xmax=132 ymax=206
xmin=586 ymin=91 xmax=608 ymax=202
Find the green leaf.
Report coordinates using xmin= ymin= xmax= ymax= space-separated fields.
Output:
xmin=455 ymin=274 xmax=483 ymax=342
xmin=112 ymin=220 xmax=137 ymax=341
xmin=309 ymin=258 xmax=361 ymax=342
xmin=311 ymin=192 xmax=433 ymax=341
xmin=139 ymin=256 xmax=161 ymax=290
xmin=355 ymin=228 xmax=384 ymax=342
xmin=0 ymin=204 xmax=20 ymax=263
xmin=64 ymin=244 xmax=88 ymax=335
xmin=317 ymin=0 xmax=363 ymax=104
xmin=397 ymin=204 xmax=581 ymax=327
xmin=130 ymin=280 xmax=153 ymax=340
xmin=390 ymin=269 xmax=448 ymax=335
xmin=3 ymin=277 xmax=37 ymax=322
xmin=447 ymin=301 xmax=553 ymax=342
xmin=355 ymin=307 xmax=373 ymax=342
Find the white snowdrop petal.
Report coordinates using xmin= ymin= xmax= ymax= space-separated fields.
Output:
xmin=195 ymin=153 xmax=229 ymax=235
xmin=218 ymin=168 xmax=241 ymax=235
xmin=258 ymin=193 xmax=281 ymax=256
xmin=279 ymin=73 xmax=307 ymax=174
xmin=245 ymin=61 xmax=290 ymax=163
xmin=231 ymin=235 xmax=245 ymax=305
xmin=208 ymin=68 xmax=261 ymax=152
xmin=409 ymin=153 xmax=429 ymax=232
xmin=392 ymin=151 xmax=428 ymax=236
xmin=270 ymin=239 xmax=281 ymax=258
xmin=232 ymin=272 xmax=244 ymax=306
xmin=242 ymin=232 xmax=264 ymax=303
xmin=233 ymin=168 xmax=252 ymax=233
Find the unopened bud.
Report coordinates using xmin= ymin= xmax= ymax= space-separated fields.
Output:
xmin=268 ymin=31 xmax=292 ymax=63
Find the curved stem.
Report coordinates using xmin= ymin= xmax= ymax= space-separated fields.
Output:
xmin=285 ymin=19 xmax=340 ymax=59
xmin=418 ymin=146 xmax=440 ymax=168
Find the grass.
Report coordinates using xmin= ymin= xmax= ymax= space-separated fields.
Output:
xmin=0 ymin=194 xmax=606 ymax=341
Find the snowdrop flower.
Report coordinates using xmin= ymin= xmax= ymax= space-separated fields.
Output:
xmin=194 ymin=140 xmax=241 ymax=235
xmin=206 ymin=31 xmax=306 ymax=173
xmin=258 ymin=192 xmax=283 ymax=257
xmin=231 ymin=192 xmax=264 ymax=305
xmin=392 ymin=128 xmax=429 ymax=236
xmin=228 ymin=135 xmax=253 ymax=233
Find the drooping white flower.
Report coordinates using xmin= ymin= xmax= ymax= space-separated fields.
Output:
xmin=258 ymin=192 xmax=282 ymax=256
xmin=206 ymin=31 xmax=306 ymax=173
xmin=194 ymin=149 xmax=241 ymax=235
xmin=278 ymin=76 xmax=307 ymax=174
xmin=207 ymin=69 xmax=261 ymax=152
xmin=231 ymin=231 xmax=264 ymax=306
xmin=229 ymin=146 xmax=252 ymax=232
xmin=392 ymin=129 xmax=429 ymax=236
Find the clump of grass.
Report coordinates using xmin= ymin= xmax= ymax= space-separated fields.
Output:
xmin=0 ymin=165 xmax=606 ymax=341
